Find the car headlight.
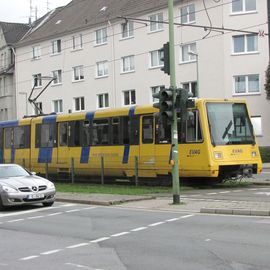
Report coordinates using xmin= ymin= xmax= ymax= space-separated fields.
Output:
xmin=47 ymin=182 xmax=55 ymax=190
xmin=2 ymin=185 xmax=18 ymax=193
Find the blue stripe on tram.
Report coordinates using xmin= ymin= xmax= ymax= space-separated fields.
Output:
xmin=122 ymin=145 xmax=130 ymax=164
xmin=80 ymin=147 xmax=90 ymax=164
xmin=38 ymin=147 xmax=53 ymax=163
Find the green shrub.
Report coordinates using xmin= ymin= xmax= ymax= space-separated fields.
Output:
xmin=259 ymin=147 xmax=270 ymax=163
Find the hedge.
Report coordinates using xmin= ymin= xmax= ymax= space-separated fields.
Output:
xmin=259 ymin=147 xmax=270 ymax=163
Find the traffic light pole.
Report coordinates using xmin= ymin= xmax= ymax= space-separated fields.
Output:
xmin=168 ymin=0 xmax=180 ymax=204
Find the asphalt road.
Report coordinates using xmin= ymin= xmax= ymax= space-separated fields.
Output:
xmin=1 ymin=201 xmax=270 ymax=270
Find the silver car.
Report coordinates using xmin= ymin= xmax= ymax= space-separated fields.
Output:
xmin=0 ymin=164 xmax=55 ymax=210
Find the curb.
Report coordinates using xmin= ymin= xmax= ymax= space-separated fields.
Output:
xmin=200 ymin=208 xmax=270 ymax=216
xmin=56 ymin=196 xmax=156 ymax=206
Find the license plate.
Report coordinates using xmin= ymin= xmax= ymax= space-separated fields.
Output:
xmin=27 ymin=194 xmax=44 ymax=199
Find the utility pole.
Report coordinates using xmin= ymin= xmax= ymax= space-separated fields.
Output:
xmin=168 ymin=0 xmax=180 ymax=204
xmin=267 ymin=0 xmax=270 ymax=59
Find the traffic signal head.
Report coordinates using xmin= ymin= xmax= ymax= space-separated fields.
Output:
xmin=152 ymin=87 xmax=174 ymax=125
xmin=160 ymin=42 xmax=170 ymax=75
xmin=175 ymin=88 xmax=195 ymax=121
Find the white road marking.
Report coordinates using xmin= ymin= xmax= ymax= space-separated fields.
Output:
xmin=148 ymin=221 xmax=165 ymax=227
xmin=7 ymin=219 xmax=24 ymax=223
xmin=65 ymin=262 xmax=101 ymax=269
xmin=180 ymin=214 xmax=194 ymax=219
xmin=131 ymin=227 xmax=147 ymax=232
xmin=41 ymin=249 xmax=62 ymax=255
xmin=48 ymin=212 xmax=63 ymax=216
xmin=90 ymin=237 xmax=110 ymax=243
xmin=19 ymin=255 xmax=39 ymax=261
xmin=66 ymin=243 xmax=89 ymax=249
xmin=111 ymin=232 xmax=130 ymax=237
xmin=65 ymin=209 xmax=80 ymax=213
xmin=232 ymin=190 xmax=243 ymax=192
xmin=207 ymin=193 xmax=218 ymax=195
xmin=255 ymin=192 xmax=270 ymax=196
xmin=248 ymin=188 xmax=258 ymax=191
xmin=219 ymin=191 xmax=230 ymax=194
xmin=205 ymin=239 xmax=211 ymax=242
xmin=166 ymin=218 xmax=180 ymax=222
xmin=27 ymin=215 xmax=44 ymax=219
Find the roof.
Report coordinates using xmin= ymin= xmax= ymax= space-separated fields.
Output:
xmin=0 ymin=22 xmax=30 ymax=45
xmin=17 ymin=0 xmax=181 ymax=46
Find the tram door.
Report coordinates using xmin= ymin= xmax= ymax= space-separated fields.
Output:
xmin=57 ymin=122 xmax=69 ymax=165
xmin=139 ymin=115 xmax=156 ymax=177
xmin=0 ymin=129 xmax=3 ymax=163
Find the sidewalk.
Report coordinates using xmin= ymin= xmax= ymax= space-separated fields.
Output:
xmin=56 ymin=164 xmax=270 ymax=217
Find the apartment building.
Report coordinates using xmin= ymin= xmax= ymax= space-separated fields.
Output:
xmin=15 ymin=0 xmax=269 ymax=146
xmin=0 ymin=22 xmax=29 ymax=120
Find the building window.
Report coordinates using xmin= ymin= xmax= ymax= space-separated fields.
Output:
xmin=96 ymin=28 xmax=107 ymax=45
xmin=151 ymin=85 xmax=165 ymax=103
xmin=96 ymin=61 xmax=108 ymax=77
xmin=72 ymin=34 xmax=83 ymax=50
xmin=33 ymin=73 xmax=42 ymax=87
xmin=181 ymin=43 xmax=197 ymax=63
xmin=34 ymin=102 xmax=42 ymax=115
xmin=180 ymin=4 xmax=195 ymax=24
xmin=121 ymin=55 xmax=135 ymax=73
xmin=97 ymin=93 xmax=109 ymax=108
xmin=150 ymin=50 xmax=163 ymax=68
xmin=232 ymin=0 xmax=256 ymax=13
xmin=251 ymin=115 xmax=262 ymax=136
xmin=74 ymin=97 xmax=85 ymax=111
xmin=149 ymin=13 xmax=163 ymax=32
xmin=182 ymin=81 xmax=197 ymax=97
xmin=234 ymin=74 xmax=259 ymax=94
xmin=72 ymin=66 xmax=84 ymax=81
xmin=121 ymin=21 xmax=134 ymax=38
xmin=53 ymin=99 xmax=63 ymax=113
xmin=123 ymin=90 xmax=136 ymax=106
xmin=233 ymin=34 xmax=258 ymax=54
xmin=32 ymin=46 xmax=41 ymax=59
xmin=0 ymin=77 xmax=6 ymax=96
xmin=52 ymin=39 xmax=61 ymax=54
xmin=52 ymin=70 xmax=62 ymax=84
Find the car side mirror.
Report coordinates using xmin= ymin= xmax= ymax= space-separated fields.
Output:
xmin=31 ymin=172 xmax=37 ymax=175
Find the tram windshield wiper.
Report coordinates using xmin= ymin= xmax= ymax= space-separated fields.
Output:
xmin=222 ymin=120 xmax=233 ymax=140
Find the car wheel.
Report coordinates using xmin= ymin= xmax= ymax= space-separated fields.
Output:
xmin=0 ymin=197 xmax=5 ymax=211
xmin=42 ymin=201 xmax=54 ymax=207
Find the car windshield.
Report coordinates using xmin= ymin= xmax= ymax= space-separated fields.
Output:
xmin=206 ymin=102 xmax=255 ymax=146
xmin=0 ymin=166 xmax=30 ymax=178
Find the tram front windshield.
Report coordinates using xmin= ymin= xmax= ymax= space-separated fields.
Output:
xmin=206 ymin=102 xmax=255 ymax=146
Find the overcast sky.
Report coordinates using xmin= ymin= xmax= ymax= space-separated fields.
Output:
xmin=0 ymin=0 xmax=71 ymax=23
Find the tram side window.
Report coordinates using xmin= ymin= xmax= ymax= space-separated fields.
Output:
xmin=155 ymin=115 xmax=171 ymax=144
xmin=186 ymin=110 xmax=203 ymax=143
xmin=5 ymin=128 xmax=12 ymax=148
xmin=0 ymin=129 xmax=3 ymax=149
xmin=130 ymin=116 xmax=139 ymax=145
xmin=122 ymin=117 xmax=130 ymax=144
xmin=112 ymin=118 xmax=120 ymax=145
xmin=59 ymin=122 xmax=68 ymax=146
xmin=36 ymin=123 xmax=56 ymax=148
xmin=82 ymin=120 xmax=91 ymax=146
xmin=92 ymin=119 xmax=109 ymax=145
xmin=69 ymin=121 xmax=81 ymax=147
xmin=14 ymin=126 xmax=30 ymax=149
xmin=142 ymin=116 xmax=153 ymax=144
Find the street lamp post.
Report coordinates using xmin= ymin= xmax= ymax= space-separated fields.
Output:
xmin=19 ymin=92 xmax=28 ymax=116
xmin=188 ymin=51 xmax=199 ymax=98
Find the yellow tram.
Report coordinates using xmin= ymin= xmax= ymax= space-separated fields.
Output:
xmin=0 ymin=99 xmax=262 ymax=182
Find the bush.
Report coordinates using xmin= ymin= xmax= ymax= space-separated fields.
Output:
xmin=259 ymin=147 xmax=270 ymax=163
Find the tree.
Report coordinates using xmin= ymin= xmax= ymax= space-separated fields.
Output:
xmin=265 ymin=63 xmax=270 ymax=99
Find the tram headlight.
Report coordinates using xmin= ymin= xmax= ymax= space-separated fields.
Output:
xmin=214 ymin=152 xmax=223 ymax=159
xmin=251 ymin=151 xmax=257 ymax=157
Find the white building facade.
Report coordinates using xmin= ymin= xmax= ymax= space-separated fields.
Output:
xmin=15 ymin=0 xmax=270 ymax=146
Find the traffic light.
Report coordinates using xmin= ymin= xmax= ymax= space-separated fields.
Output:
xmin=153 ymin=87 xmax=174 ymax=125
xmin=175 ymin=88 xmax=195 ymax=121
xmin=160 ymin=42 xmax=170 ymax=75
